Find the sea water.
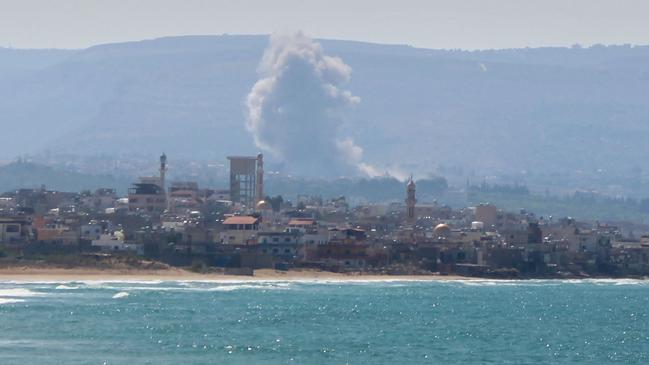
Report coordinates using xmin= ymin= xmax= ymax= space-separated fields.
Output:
xmin=1 ymin=279 xmax=648 ymax=364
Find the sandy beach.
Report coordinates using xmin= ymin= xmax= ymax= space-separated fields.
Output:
xmin=0 ymin=267 xmax=470 ymax=282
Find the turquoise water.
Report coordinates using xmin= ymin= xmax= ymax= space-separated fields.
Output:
xmin=1 ymin=279 xmax=648 ymax=364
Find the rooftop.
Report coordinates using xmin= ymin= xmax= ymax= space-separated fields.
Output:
xmin=223 ymin=216 xmax=260 ymax=225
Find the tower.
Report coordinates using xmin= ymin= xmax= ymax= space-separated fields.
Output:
xmin=406 ymin=175 xmax=417 ymax=225
xmin=227 ymin=156 xmax=258 ymax=207
xmin=255 ymin=153 xmax=264 ymax=205
xmin=159 ymin=153 xmax=167 ymax=192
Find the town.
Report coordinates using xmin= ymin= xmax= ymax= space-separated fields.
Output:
xmin=1 ymin=153 xmax=648 ymax=278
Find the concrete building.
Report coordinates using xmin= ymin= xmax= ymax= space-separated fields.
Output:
xmin=227 ymin=155 xmax=264 ymax=208
xmin=128 ymin=154 xmax=167 ymax=214
xmin=91 ymin=231 xmax=142 ymax=253
xmin=168 ymin=181 xmax=201 ymax=215
xmin=475 ymin=203 xmax=498 ymax=228
xmin=0 ymin=216 xmax=32 ymax=242
xmin=220 ymin=216 xmax=261 ymax=245
xmin=80 ymin=223 xmax=102 ymax=240
xmin=80 ymin=188 xmax=117 ymax=212
xmin=405 ymin=176 xmax=417 ymax=225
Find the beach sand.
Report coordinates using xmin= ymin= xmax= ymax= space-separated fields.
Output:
xmin=0 ymin=267 xmax=470 ymax=282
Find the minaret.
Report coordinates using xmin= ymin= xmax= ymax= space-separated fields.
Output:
xmin=255 ymin=153 xmax=264 ymax=205
xmin=159 ymin=153 xmax=167 ymax=192
xmin=406 ymin=175 xmax=417 ymax=225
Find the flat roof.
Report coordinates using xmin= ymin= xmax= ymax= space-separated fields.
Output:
xmin=288 ymin=219 xmax=316 ymax=226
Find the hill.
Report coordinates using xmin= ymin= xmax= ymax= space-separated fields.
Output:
xmin=0 ymin=161 xmax=129 ymax=194
xmin=1 ymin=36 xmax=649 ymax=185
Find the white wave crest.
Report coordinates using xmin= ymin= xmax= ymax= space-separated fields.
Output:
xmin=112 ymin=292 xmax=130 ymax=299
xmin=207 ymin=283 xmax=291 ymax=292
xmin=55 ymin=285 xmax=79 ymax=290
xmin=0 ymin=288 xmax=45 ymax=297
xmin=0 ymin=298 xmax=25 ymax=305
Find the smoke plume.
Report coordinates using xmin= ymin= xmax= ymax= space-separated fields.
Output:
xmin=245 ymin=33 xmax=379 ymax=177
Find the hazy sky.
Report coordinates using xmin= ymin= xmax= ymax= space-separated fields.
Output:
xmin=2 ymin=0 xmax=648 ymax=50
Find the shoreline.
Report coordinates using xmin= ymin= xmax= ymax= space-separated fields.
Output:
xmin=0 ymin=267 xmax=474 ymax=282
xmin=0 ymin=267 xmax=646 ymax=283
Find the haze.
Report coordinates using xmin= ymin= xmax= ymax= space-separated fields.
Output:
xmin=2 ymin=0 xmax=649 ymax=50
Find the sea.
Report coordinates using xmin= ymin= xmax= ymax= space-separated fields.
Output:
xmin=1 ymin=278 xmax=648 ymax=364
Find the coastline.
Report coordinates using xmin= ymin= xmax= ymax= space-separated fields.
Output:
xmin=0 ymin=267 xmax=473 ymax=282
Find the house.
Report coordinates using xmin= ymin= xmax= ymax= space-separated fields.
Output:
xmin=91 ymin=232 xmax=142 ymax=254
xmin=310 ymin=242 xmax=369 ymax=269
xmin=0 ymin=216 xmax=32 ymax=242
xmin=219 ymin=216 xmax=261 ymax=245
xmin=256 ymin=231 xmax=302 ymax=260
xmin=328 ymin=227 xmax=366 ymax=244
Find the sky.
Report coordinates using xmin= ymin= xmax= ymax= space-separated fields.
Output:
xmin=1 ymin=0 xmax=648 ymax=50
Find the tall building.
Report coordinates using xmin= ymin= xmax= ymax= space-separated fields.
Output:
xmin=227 ymin=155 xmax=264 ymax=207
xmin=475 ymin=203 xmax=497 ymax=228
xmin=406 ymin=175 xmax=417 ymax=225
xmin=128 ymin=154 xmax=168 ymax=214
xmin=255 ymin=154 xmax=264 ymax=205
xmin=159 ymin=153 xmax=167 ymax=192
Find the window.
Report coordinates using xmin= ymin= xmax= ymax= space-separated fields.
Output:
xmin=284 ymin=248 xmax=290 ymax=254
xmin=284 ymin=238 xmax=291 ymax=242
xmin=5 ymin=225 xmax=19 ymax=233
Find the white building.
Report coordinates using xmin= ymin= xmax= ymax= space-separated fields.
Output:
xmin=219 ymin=216 xmax=260 ymax=245
xmin=91 ymin=232 xmax=142 ymax=254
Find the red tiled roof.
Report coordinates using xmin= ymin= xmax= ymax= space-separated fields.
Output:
xmin=223 ymin=216 xmax=260 ymax=225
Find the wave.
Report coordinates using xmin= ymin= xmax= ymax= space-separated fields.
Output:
xmin=0 ymin=288 xmax=45 ymax=297
xmin=0 ymin=298 xmax=25 ymax=305
xmin=449 ymin=278 xmax=649 ymax=287
xmin=563 ymin=278 xmax=649 ymax=286
xmin=55 ymin=285 xmax=79 ymax=290
xmin=206 ymin=283 xmax=291 ymax=292
xmin=112 ymin=292 xmax=130 ymax=299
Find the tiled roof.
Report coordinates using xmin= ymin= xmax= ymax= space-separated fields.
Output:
xmin=223 ymin=216 xmax=259 ymax=225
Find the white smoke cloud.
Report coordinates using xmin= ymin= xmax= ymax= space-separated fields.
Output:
xmin=245 ymin=33 xmax=379 ymax=177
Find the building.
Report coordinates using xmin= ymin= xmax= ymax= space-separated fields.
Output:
xmin=227 ymin=155 xmax=264 ymax=208
xmin=0 ymin=216 xmax=32 ymax=242
xmin=80 ymin=188 xmax=117 ymax=212
xmin=128 ymin=183 xmax=166 ymax=214
xmin=475 ymin=204 xmax=498 ymax=228
xmin=220 ymin=216 xmax=261 ymax=245
xmin=167 ymin=181 xmax=201 ymax=215
xmin=128 ymin=154 xmax=167 ymax=214
xmin=405 ymin=176 xmax=417 ymax=225
xmin=80 ymin=223 xmax=102 ymax=240
xmin=255 ymin=153 xmax=264 ymax=206
xmin=91 ymin=231 xmax=142 ymax=253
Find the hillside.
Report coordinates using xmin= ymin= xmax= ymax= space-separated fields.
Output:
xmin=0 ymin=161 xmax=129 ymax=194
xmin=1 ymin=36 xmax=649 ymax=183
